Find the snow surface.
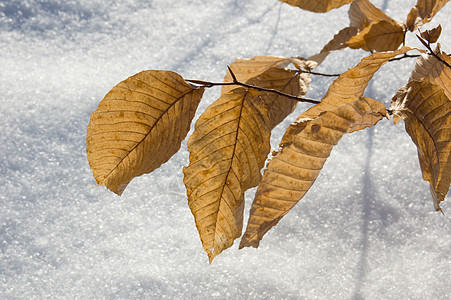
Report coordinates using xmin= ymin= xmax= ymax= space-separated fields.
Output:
xmin=1 ymin=0 xmax=450 ymax=298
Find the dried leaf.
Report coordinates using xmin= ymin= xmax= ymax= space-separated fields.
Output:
xmin=287 ymin=47 xmax=412 ymax=143
xmin=309 ymin=0 xmax=399 ymax=64
xmin=309 ymin=27 xmax=359 ymax=65
xmin=409 ymin=44 xmax=451 ymax=99
xmin=86 ymin=70 xmax=204 ymax=195
xmin=406 ymin=7 xmax=421 ymax=32
xmin=346 ymin=20 xmax=405 ymax=52
xmin=240 ymin=97 xmax=387 ymax=248
xmin=349 ymin=0 xmax=394 ymax=30
xmin=420 ymin=24 xmax=442 ymax=43
xmin=246 ymin=68 xmax=311 ymax=128
xmin=390 ymin=81 xmax=451 ymax=211
xmin=183 ymin=88 xmax=271 ymax=262
xmin=406 ymin=0 xmax=450 ymax=31
xmin=221 ymin=56 xmax=292 ymax=95
xmin=280 ymin=0 xmax=353 ymax=13
xmin=184 ymin=66 xmax=311 ymax=262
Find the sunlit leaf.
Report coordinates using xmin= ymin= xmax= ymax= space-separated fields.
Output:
xmin=390 ymin=81 xmax=451 ymax=211
xmin=309 ymin=0 xmax=400 ymax=63
xmin=280 ymin=0 xmax=353 ymax=13
xmin=222 ymin=56 xmax=293 ymax=95
xmin=309 ymin=27 xmax=359 ymax=65
xmin=284 ymin=47 xmax=412 ymax=144
xmin=406 ymin=0 xmax=450 ymax=31
xmin=246 ymin=67 xmax=311 ymax=127
xmin=86 ymin=70 xmax=204 ymax=195
xmin=409 ymin=44 xmax=451 ymax=99
xmin=184 ymin=66 xmax=311 ymax=262
xmin=348 ymin=0 xmax=394 ymax=30
xmin=346 ymin=20 xmax=405 ymax=52
xmin=183 ymin=88 xmax=271 ymax=262
xmin=240 ymin=97 xmax=388 ymax=248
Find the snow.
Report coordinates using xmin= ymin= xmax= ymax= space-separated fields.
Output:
xmin=1 ymin=0 xmax=450 ymax=298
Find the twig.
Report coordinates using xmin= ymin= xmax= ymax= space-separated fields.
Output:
xmin=388 ymin=54 xmax=420 ymax=62
xmin=187 ymin=67 xmax=321 ymax=105
xmin=416 ymin=34 xmax=451 ymax=69
xmin=299 ymin=70 xmax=341 ymax=77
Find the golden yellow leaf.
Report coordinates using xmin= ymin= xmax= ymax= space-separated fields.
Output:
xmin=390 ymin=81 xmax=451 ymax=211
xmin=240 ymin=97 xmax=387 ymax=248
xmin=221 ymin=56 xmax=293 ymax=95
xmin=409 ymin=44 xmax=451 ymax=99
xmin=346 ymin=20 xmax=405 ymax=52
xmin=285 ymin=47 xmax=412 ymax=144
xmin=183 ymin=88 xmax=272 ymax=263
xmin=280 ymin=0 xmax=353 ymax=12
xmin=86 ymin=70 xmax=204 ymax=195
xmin=406 ymin=0 xmax=450 ymax=31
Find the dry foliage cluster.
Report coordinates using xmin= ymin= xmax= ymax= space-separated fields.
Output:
xmin=86 ymin=0 xmax=451 ymax=262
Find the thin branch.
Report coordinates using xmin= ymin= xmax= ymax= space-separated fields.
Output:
xmin=187 ymin=66 xmax=321 ymax=105
xmin=299 ymin=70 xmax=341 ymax=77
xmin=417 ymin=34 xmax=451 ymax=69
xmin=388 ymin=54 xmax=420 ymax=62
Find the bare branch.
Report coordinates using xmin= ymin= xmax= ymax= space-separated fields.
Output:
xmin=186 ymin=77 xmax=321 ymax=104
xmin=417 ymin=34 xmax=451 ymax=70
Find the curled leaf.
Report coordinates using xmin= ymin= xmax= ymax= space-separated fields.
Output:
xmin=309 ymin=0 xmax=401 ymax=63
xmin=420 ymin=24 xmax=442 ymax=43
xmin=349 ymin=0 xmax=394 ymax=30
xmin=240 ymin=97 xmax=388 ymax=248
xmin=390 ymin=81 xmax=451 ymax=211
xmin=406 ymin=0 xmax=450 ymax=31
xmin=280 ymin=0 xmax=353 ymax=13
xmin=86 ymin=70 xmax=204 ymax=195
xmin=309 ymin=27 xmax=359 ymax=65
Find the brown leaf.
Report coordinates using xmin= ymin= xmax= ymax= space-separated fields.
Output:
xmin=349 ymin=0 xmax=394 ymax=30
xmin=406 ymin=7 xmax=421 ymax=32
xmin=240 ymin=97 xmax=387 ymax=248
xmin=420 ymin=24 xmax=442 ymax=44
xmin=246 ymin=68 xmax=311 ymax=128
xmin=280 ymin=0 xmax=353 ymax=13
xmin=309 ymin=0 xmax=399 ymax=64
xmin=346 ymin=20 xmax=405 ymax=52
xmin=184 ymin=67 xmax=311 ymax=262
xmin=409 ymin=44 xmax=451 ymax=99
xmin=285 ymin=47 xmax=412 ymax=144
xmin=86 ymin=70 xmax=204 ymax=195
xmin=309 ymin=27 xmax=359 ymax=65
xmin=221 ymin=56 xmax=293 ymax=95
xmin=390 ymin=81 xmax=451 ymax=211
xmin=183 ymin=88 xmax=271 ymax=263
xmin=406 ymin=0 xmax=450 ymax=31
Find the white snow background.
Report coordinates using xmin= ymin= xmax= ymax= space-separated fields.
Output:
xmin=1 ymin=0 xmax=450 ymax=299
